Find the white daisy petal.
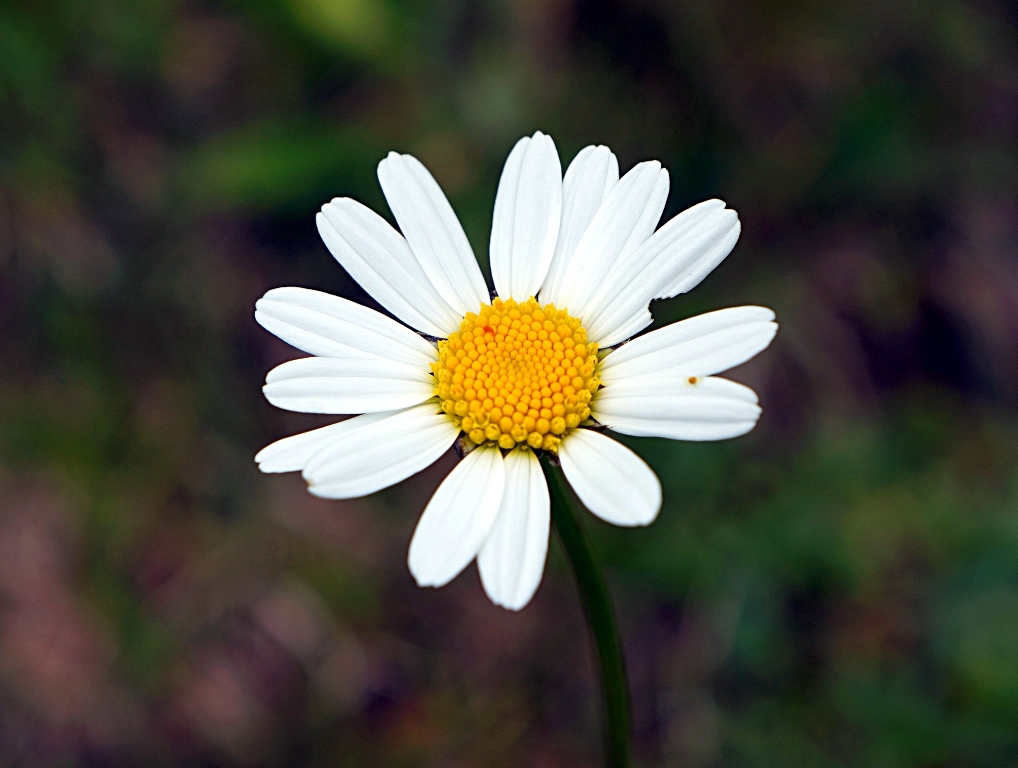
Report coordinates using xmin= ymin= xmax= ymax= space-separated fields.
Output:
xmin=256 ymin=286 xmax=439 ymax=365
xmin=490 ymin=132 xmax=563 ymax=302
xmin=263 ymin=357 xmax=435 ymax=414
xmin=593 ymin=376 xmax=762 ymax=441
xmin=476 ymin=448 xmax=550 ymax=611
xmin=558 ymin=429 xmax=661 ymax=527
xmin=656 ymin=211 xmax=741 ymax=299
xmin=553 ymin=161 xmax=669 ymax=321
xmin=599 ymin=309 xmax=653 ymax=352
xmin=584 ymin=201 xmax=741 ymax=346
xmin=316 ymin=199 xmax=461 ymax=337
xmin=255 ymin=411 xmax=394 ymax=473
xmin=302 ymin=402 xmax=458 ymax=499
xmin=408 ymin=444 xmax=506 ymax=588
xmin=597 ymin=373 xmax=759 ymax=402
xmin=377 ymin=152 xmax=489 ymax=315
xmin=581 ymin=201 xmax=723 ymax=322
xmin=600 ymin=306 xmax=777 ymax=382
xmin=539 ymin=145 xmax=618 ymax=307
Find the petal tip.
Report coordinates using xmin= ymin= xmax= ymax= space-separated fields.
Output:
xmin=305 ymin=483 xmax=339 ymax=500
xmin=498 ymin=599 xmax=528 ymax=612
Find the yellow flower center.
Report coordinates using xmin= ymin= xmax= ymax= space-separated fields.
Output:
xmin=431 ymin=297 xmax=599 ymax=452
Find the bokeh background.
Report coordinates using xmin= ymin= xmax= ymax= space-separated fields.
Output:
xmin=2 ymin=0 xmax=1018 ymax=765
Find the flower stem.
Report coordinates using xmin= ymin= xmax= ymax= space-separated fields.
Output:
xmin=541 ymin=455 xmax=630 ymax=768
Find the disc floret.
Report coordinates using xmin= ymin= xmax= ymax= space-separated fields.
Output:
xmin=432 ymin=298 xmax=599 ymax=452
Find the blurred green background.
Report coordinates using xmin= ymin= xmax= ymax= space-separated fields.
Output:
xmin=2 ymin=0 xmax=1018 ymax=765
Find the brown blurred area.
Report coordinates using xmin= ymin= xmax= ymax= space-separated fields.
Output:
xmin=2 ymin=0 xmax=1018 ymax=765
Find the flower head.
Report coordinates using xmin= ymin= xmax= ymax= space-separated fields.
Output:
xmin=255 ymin=132 xmax=777 ymax=610
xmin=432 ymin=297 xmax=599 ymax=453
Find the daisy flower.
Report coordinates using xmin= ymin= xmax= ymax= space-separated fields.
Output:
xmin=254 ymin=132 xmax=777 ymax=611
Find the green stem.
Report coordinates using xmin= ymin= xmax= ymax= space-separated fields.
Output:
xmin=541 ymin=454 xmax=630 ymax=768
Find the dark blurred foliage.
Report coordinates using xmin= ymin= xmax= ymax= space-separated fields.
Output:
xmin=1 ymin=0 xmax=1018 ymax=765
